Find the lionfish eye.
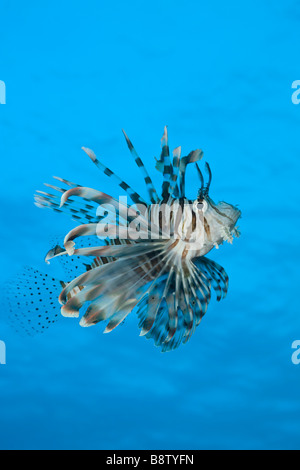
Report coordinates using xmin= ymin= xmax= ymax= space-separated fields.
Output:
xmin=195 ymin=199 xmax=208 ymax=212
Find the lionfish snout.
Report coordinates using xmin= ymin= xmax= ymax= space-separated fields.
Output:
xmin=217 ymin=201 xmax=241 ymax=228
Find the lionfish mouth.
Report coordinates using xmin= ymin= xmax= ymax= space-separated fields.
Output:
xmin=196 ymin=162 xmax=212 ymax=201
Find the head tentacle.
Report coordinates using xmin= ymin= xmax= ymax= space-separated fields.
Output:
xmin=204 ymin=162 xmax=212 ymax=196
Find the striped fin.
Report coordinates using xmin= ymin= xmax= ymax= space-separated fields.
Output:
xmin=58 ymin=239 xmax=170 ymax=326
xmin=60 ymin=241 xmax=151 ymax=320
xmin=139 ymin=256 xmax=226 ymax=352
xmin=138 ymin=289 xmax=165 ymax=337
xmin=90 ymin=255 xmax=112 ymax=269
xmin=61 ymin=223 xmax=151 ymax=256
xmin=60 ymin=244 xmax=168 ymax=325
xmin=34 ymin=193 xmax=99 ymax=224
xmin=137 ymin=247 xmax=177 ymax=336
xmin=59 ymin=186 xmax=151 ymax=234
xmin=46 ymin=234 xmax=105 ymax=278
xmin=168 ymin=146 xmax=181 ymax=197
xmin=58 ymin=185 xmax=173 ymax=241
xmin=195 ymin=257 xmax=229 ymax=301
xmin=104 ymin=308 xmax=132 ymax=333
xmin=46 ymin=240 xmax=164 ymax=270
xmin=122 ymin=130 xmax=159 ymax=204
xmin=82 ymin=147 xmax=147 ymax=206
xmin=34 ymin=177 xmax=100 ymax=224
xmin=52 ymin=176 xmax=80 ymax=188
xmin=57 ymin=242 xmax=165 ymax=304
xmin=160 ymin=126 xmax=173 ymax=200
xmin=180 ymin=270 xmax=195 ymax=344
xmin=162 ymin=292 xmax=178 ymax=343
xmin=188 ymin=263 xmax=211 ymax=325
xmin=142 ymin=269 xmax=183 ymax=350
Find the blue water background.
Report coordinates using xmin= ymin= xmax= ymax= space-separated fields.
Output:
xmin=0 ymin=0 xmax=300 ymax=450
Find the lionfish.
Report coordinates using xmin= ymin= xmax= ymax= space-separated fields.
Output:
xmin=10 ymin=128 xmax=241 ymax=352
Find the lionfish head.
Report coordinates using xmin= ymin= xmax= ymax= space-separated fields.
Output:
xmin=195 ymin=162 xmax=241 ymax=235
